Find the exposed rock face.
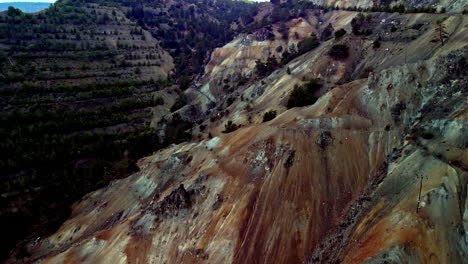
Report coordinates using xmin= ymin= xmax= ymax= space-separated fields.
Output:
xmin=186 ymin=11 xmax=467 ymax=135
xmin=12 ymin=40 xmax=467 ymax=264
xmin=7 ymin=8 xmax=468 ymax=264
xmin=186 ymin=16 xmax=318 ymax=109
xmin=306 ymin=47 xmax=468 ymax=263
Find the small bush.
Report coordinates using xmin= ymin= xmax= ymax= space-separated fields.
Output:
xmin=255 ymin=56 xmax=279 ymax=77
xmin=179 ymin=75 xmax=192 ymax=90
xmin=391 ymin=102 xmax=406 ymax=123
xmin=170 ymin=97 xmax=186 ymax=112
xmin=412 ymin=24 xmax=424 ymax=30
xmin=320 ymin=23 xmax=334 ymax=41
xmin=286 ymin=79 xmax=321 ymax=109
xmin=222 ymin=120 xmax=239 ymax=133
xmin=334 ymin=28 xmax=347 ymax=39
xmin=263 ymin=110 xmax=277 ymax=122
xmin=297 ymin=33 xmax=320 ymax=55
xmin=351 ymin=13 xmax=373 ymax=36
xmin=359 ymin=67 xmax=374 ymax=79
xmin=154 ymin=96 xmax=164 ymax=105
xmin=373 ymin=39 xmax=381 ymax=49
xmin=420 ymin=131 xmax=434 ymax=139
xmin=329 ymin=44 xmax=349 ymax=59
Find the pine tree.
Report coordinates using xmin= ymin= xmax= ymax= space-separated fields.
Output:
xmin=433 ymin=18 xmax=449 ymax=45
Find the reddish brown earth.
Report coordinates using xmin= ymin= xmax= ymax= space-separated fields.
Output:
xmin=12 ymin=44 xmax=466 ymax=263
xmin=8 ymin=9 xmax=468 ymax=264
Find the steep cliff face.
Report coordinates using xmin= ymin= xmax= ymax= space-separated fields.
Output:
xmin=11 ymin=23 xmax=467 ymax=264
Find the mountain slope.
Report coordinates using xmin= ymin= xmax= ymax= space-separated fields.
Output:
xmin=300 ymin=0 xmax=466 ymax=13
xmin=12 ymin=12 xmax=467 ymax=263
xmin=2 ymin=1 xmax=467 ymax=263
xmin=179 ymin=10 xmax=466 ymax=138
xmin=17 ymin=47 xmax=466 ymax=264
xmin=0 ymin=0 xmax=259 ymax=260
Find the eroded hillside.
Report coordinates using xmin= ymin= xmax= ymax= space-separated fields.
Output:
xmin=11 ymin=9 xmax=467 ymax=263
xmin=0 ymin=0 xmax=262 ymax=259
xmin=299 ymin=0 xmax=466 ymax=13
xmin=178 ymin=10 xmax=466 ymax=138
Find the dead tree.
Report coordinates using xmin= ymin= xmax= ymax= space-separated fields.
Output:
xmin=416 ymin=173 xmax=423 ymax=213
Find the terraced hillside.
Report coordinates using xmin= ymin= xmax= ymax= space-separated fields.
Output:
xmin=0 ymin=0 xmax=262 ymax=260
xmin=121 ymin=0 xmax=258 ymax=77
xmin=0 ymin=1 xmax=176 ymax=258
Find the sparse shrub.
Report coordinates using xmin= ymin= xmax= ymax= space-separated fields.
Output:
xmin=297 ymin=33 xmax=320 ymax=55
xmin=373 ymin=39 xmax=381 ymax=49
xmin=328 ymin=44 xmax=349 ymax=59
xmin=351 ymin=13 xmax=373 ymax=36
xmin=278 ymin=23 xmax=289 ymax=40
xmin=286 ymin=79 xmax=321 ymax=109
xmin=320 ymin=23 xmax=334 ymax=41
xmin=406 ymin=6 xmax=437 ymax=13
xmin=154 ymin=96 xmax=164 ymax=105
xmin=255 ymin=56 xmax=279 ymax=77
xmin=179 ymin=75 xmax=192 ymax=90
xmin=420 ymin=131 xmax=434 ymax=139
xmin=412 ymin=24 xmax=424 ymax=30
xmin=391 ymin=102 xmax=406 ymax=123
xmin=359 ymin=67 xmax=374 ymax=79
xmin=263 ymin=110 xmax=277 ymax=122
xmin=316 ymin=130 xmax=332 ymax=148
xmin=226 ymin=96 xmax=235 ymax=106
xmin=334 ymin=28 xmax=347 ymax=39
xmin=222 ymin=120 xmax=239 ymax=133
xmin=170 ymin=97 xmax=186 ymax=112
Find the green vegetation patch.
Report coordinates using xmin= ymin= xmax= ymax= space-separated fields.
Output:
xmin=287 ymin=78 xmax=321 ymax=109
